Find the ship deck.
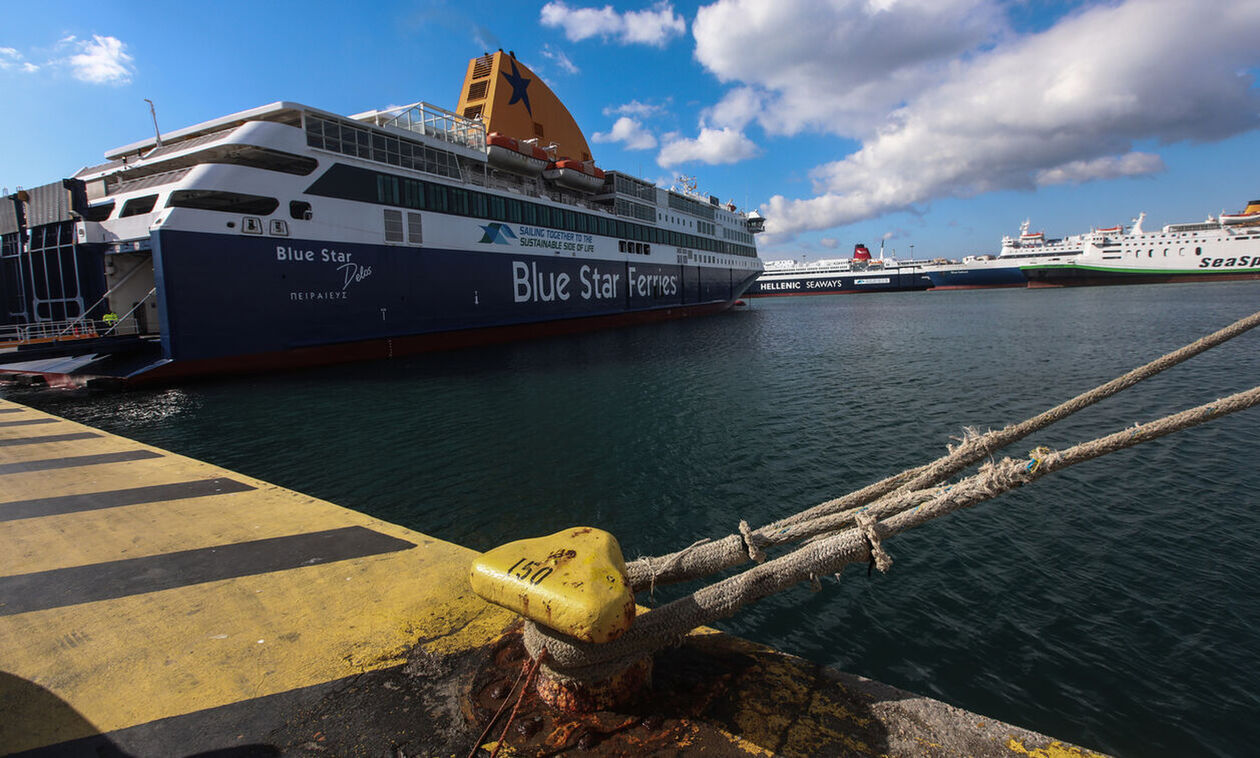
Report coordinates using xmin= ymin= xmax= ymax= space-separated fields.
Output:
xmin=0 ymin=398 xmax=1104 ymax=756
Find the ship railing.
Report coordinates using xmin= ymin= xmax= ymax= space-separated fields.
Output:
xmin=468 ymin=170 xmax=543 ymax=197
xmin=373 ymin=102 xmax=487 ymax=153
xmin=463 ymin=171 xmax=607 ymax=214
xmin=0 ymin=317 xmax=140 ymax=348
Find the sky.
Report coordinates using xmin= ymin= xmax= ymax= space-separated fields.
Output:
xmin=2 ymin=0 xmax=1259 ymax=261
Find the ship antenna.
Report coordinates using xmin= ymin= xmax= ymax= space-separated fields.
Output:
xmin=144 ymin=98 xmax=163 ymax=148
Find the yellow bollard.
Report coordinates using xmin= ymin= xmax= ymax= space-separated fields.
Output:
xmin=470 ymin=527 xmax=635 ymax=644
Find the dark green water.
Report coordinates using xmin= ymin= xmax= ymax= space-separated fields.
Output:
xmin=7 ymin=282 xmax=1260 ymax=757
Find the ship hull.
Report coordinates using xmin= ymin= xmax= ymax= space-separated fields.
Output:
xmin=0 ymin=229 xmax=758 ymax=386
xmin=138 ymin=299 xmax=737 ymax=386
xmin=746 ymin=270 xmax=932 ymax=297
xmin=1023 ymin=264 xmax=1260 ymax=288
xmin=925 ymin=266 xmax=1028 ymax=290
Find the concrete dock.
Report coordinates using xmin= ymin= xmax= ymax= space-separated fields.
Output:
xmin=0 ymin=397 xmax=1106 ymax=757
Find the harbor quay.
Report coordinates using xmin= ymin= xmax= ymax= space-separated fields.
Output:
xmin=0 ymin=398 xmax=1104 ymax=757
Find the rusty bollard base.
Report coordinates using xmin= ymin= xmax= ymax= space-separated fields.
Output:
xmin=535 ymin=654 xmax=653 ymax=712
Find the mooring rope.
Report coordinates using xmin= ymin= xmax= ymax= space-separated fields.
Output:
xmin=625 ymin=309 xmax=1260 ymax=592
xmin=524 ymin=384 xmax=1260 ymax=682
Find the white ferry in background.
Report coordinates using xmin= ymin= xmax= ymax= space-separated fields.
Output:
xmin=1021 ymin=200 xmax=1260 ymax=287
xmin=924 ymin=220 xmax=1085 ymax=289
xmin=0 ymin=51 xmax=764 ymax=387
xmin=747 ymin=243 xmax=932 ymax=296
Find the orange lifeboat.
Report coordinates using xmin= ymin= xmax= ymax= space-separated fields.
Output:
xmin=486 ymin=132 xmax=549 ymax=176
xmin=543 ymin=159 xmax=606 ymax=193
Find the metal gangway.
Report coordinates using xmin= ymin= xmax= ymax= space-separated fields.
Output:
xmin=0 ymin=286 xmax=154 ymax=349
xmin=0 ymin=316 xmax=140 ymax=349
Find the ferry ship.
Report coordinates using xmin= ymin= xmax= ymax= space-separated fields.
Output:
xmin=924 ymin=220 xmax=1086 ymax=289
xmin=1021 ymin=201 xmax=1260 ymax=287
xmin=747 ymin=243 xmax=932 ymax=296
xmin=0 ymin=52 xmax=764 ymax=387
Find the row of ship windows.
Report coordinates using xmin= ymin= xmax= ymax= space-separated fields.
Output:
xmin=1147 ymin=232 xmax=1259 ymax=238
xmin=88 ymin=192 xmax=280 ymax=219
xmin=97 ymin=190 xmax=312 ymax=221
xmin=667 ymin=192 xmax=716 ymax=222
xmin=655 ymin=212 xmax=750 ymax=244
xmin=305 ymin=163 xmax=758 ymax=258
xmin=305 ymin=116 xmax=462 ymax=180
xmin=1120 ymin=247 xmax=1204 ymax=257
xmin=380 ymin=209 xmax=663 ymax=258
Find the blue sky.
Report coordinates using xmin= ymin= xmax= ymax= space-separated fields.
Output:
xmin=2 ymin=0 xmax=1259 ymax=260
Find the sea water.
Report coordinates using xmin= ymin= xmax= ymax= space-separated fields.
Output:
xmin=7 ymin=281 xmax=1260 ymax=757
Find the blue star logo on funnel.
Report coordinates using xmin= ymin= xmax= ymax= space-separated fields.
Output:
xmin=479 ymin=222 xmax=518 ymax=245
xmin=502 ymin=59 xmax=533 ymax=117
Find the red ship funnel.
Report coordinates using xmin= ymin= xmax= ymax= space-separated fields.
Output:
xmin=853 ymin=244 xmax=871 ymax=261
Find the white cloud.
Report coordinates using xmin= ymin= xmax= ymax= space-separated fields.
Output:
xmin=1035 ymin=153 xmax=1166 ymax=186
xmin=541 ymin=2 xmax=618 ymax=40
xmin=746 ymin=0 xmax=1260 ymax=236
xmin=0 ymin=46 xmax=37 ymax=73
xmin=65 ymin=34 xmax=134 ymax=84
xmin=603 ymin=99 xmax=667 ymax=118
xmin=541 ymin=1 xmax=686 ymax=47
xmin=540 ymin=44 xmax=580 ymax=74
xmin=819 ymin=237 xmax=839 ymax=249
xmin=622 ymin=2 xmax=687 ymax=45
xmin=592 ymin=116 xmax=658 ymax=149
xmin=705 ymin=87 xmax=762 ymax=131
xmin=693 ymin=0 xmax=1005 ymax=136
xmin=657 ymin=127 xmax=759 ymax=167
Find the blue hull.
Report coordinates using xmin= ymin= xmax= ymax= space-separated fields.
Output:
xmin=152 ymin=230 xmax=755 ymax=362
xmin=0 ymin=230 xmax=757 ymax=386
xmin=927 ymin=266 xmax=1027 ymax=289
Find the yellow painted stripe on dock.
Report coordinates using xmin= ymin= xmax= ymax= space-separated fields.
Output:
xmin=0 ymin=398 xmax=512 ymax=752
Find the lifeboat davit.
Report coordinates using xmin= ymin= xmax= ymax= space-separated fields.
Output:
xmin=1096 ymin=225 xmax=1122 ymax=234
xmin=543 ymin=159 xmax=606 ymax=193
xmin=486 ymin=133 xmax=549 ymax=176
xmin=1020 ymin=231 xmax=1045 ymax=242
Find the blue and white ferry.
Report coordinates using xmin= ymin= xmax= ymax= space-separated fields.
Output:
xmin=923 ymin=220 xmax=1085 ymax=290
xmin=0 ymin=52 xmax=764 ymax=387
xmin=747 ymin=244 xmax=932 ymax=296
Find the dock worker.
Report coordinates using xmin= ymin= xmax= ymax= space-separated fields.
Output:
xmin=103 ymin=312 xmax=119 ymax=327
